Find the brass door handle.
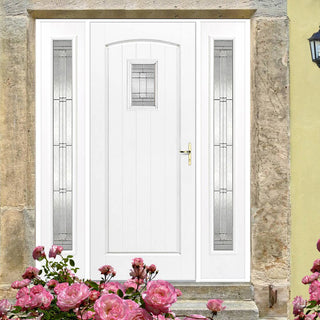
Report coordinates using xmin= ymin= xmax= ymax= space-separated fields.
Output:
xmin=180 ymin=143 xmax=192 ymax=166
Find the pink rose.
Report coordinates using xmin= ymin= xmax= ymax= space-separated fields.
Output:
xmin=143 ymin=280 xmax=177 ymax=315
xmin=49 ymin=245 xmax=63 ymax=258
xmin=175 ymin=289 xmax=182 ymax=297
xmin=132 ymin=258 xmax=144 ymax=267
xmin=29 ymin=285 xmax=53 ymax=309
xmin=309 ymin=280 xmax=320 ymax=302
xmin=76 ymin=310 xmax=95 ymax=320
xmin=32 ymin=246 xmax=46 ymax=260
xmin=54 ymin=282 xmax=69 ymax=295
xmin=46 ymin=279 xmax=59 ymax=288
xmin=102 ymin=282 xmax=125 ymax=295
xmin=94 ymin=294 xmax=128 ymax=320
xmin=306 ymin=313 xmax=318 ymax=320
xmin=206 ymin=299 xmax=226 ymax=312
xmin=22 ymin=266 xmax=39 ymax=279
xmin=15 ymin=287 xmax=31 ymax=310
xmin=123 ymin=279 xmax=139 ymax=291
xmin=184 ymin=315 xmax=207 ymax=320
xmin=99 ymin=265 xmax=115 ymax=275
xmin=11 ymin=279 xmax=31 ymax=289
xmin=89 ymin=290 xmax=100 ymax=301
xmin=125 ymin=308 xmax=152 ymax=320
xmin=130 ymin=266 xmax=147 ymax=280
xmin=124 ymin=299 xmax=139 ymax=311
xmin=147 ymin=264 xmax=157 ymax=274
xmin=57 ymin=283 xmax=90 ymax=311
xmin=302 ymin=272 xmax=320 ymax=284
xmin=311 ymin=259 xmax=320 ymax=273
xmin=0 ymin=299 xmax=12 ymax=316
xmin=293 ymin=296 xmax=306 ymax=316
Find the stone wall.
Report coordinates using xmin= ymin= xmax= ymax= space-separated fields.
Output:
xmin=0 ymin=0 xmax=290 ymax=318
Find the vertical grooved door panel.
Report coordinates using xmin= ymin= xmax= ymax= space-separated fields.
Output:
xmin=90 ymin=22 xmax=195 ymax=280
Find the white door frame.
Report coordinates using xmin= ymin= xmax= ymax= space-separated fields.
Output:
xmin=36 ymin=19 xmax=250 ymax=282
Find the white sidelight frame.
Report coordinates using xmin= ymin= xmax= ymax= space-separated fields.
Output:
xmin=36 ymin=19 xmax=250 ymax=281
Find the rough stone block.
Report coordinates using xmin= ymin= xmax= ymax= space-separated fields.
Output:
xmin=0 ymin=16 xmax=32 ymax=207
xmin=0 ymin=207 xmax=35 ymax=286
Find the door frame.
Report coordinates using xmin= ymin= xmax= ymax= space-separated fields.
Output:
xmin=36 ymin=19 xmax=250 ymax=282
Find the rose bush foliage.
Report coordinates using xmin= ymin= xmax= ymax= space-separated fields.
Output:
xmin=0 ymin=246 xmax=226 ymax=320
xmin=292 ymin=238 xmax=320 ymax=319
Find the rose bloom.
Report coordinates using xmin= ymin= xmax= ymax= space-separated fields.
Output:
xmin=11 ymin=279 xmax=31 ymax=289
xmin=15 ymin=287 xmax=31 ymax=310
xmin=143 ymin=280 xmax=177 ymax=315
xmin=175 ymin=289 xmax=182 ymax=297
xmin=102 ymin=282 xmax=125 ymax=295
xmin=49 ymin=245 xmax=63 ymax=258
xmin=309 ymin=280 xmax=320 ymax=302
xmin=132 ymin=258 xmax=144 ymax=267
xmin=94 ymin=294 xmax=128 ymax=320
xmin=54 ymin=282 xmax=69 ymax=295
xmin=147 ymin=264 xmax=156 ymax=274
xmin=46 ymin=279 xmax=59 ymax=288
xmin=0 ymin=299 xmax=12 ymax=316
xmin=293 ymin=296 xmax=306 ymax=316
xmin=57 ymin=283 xmax=90 ymax=311
xmin=130 ymin=266 xmax=147 ymax=280
xmin=306 ymin=313 xmax=318 ymax=320
xmin=311 ymin=259 xmax=320 ymax=273
xmin=89 ymin=290 xmax=100 ymax=301
xmin=302 ymin=272 xmax=320 ymax=284
xmin=29 ymin=285 xmax=53 ymax=310
xmin=76 ymin=310 xmax=95 ymax=320
xmin=124 ymin=299 xmax=139 ymax=311
xmin=32 ymin=246 xmax=46 ymax=260
xmin=99 ymin=265 xmax=115 ymax=276
xmin=206 ymin=299 xmax=226 ymax=312
xmin=123 ymin=279 xmax=140 ymax=292
xmin=125 ymin=308 xmax=152 ymax=320
xmin=22 ymin=266 xmax=39 ymax=279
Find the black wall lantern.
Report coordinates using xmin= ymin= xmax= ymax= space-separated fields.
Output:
xmin=309 ymin=27 xmax=320 ymax=67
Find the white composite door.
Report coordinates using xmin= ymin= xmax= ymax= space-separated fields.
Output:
xmin=90 ymin=22 xmax=196 ymax=280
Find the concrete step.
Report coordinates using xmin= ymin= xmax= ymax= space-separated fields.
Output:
xmin=171 ymin=282 xmax=254 ymax=300
xmin=171 ymin=299 xmax=259 ymax=320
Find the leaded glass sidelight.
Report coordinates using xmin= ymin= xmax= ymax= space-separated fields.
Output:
xmin=53 ymin=40 xmax=73 ymax=250
xmin=213 ymin=40 xmax=233 ymax=251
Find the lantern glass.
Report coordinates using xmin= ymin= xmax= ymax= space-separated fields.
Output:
xmin=311 ymin=40 xmax=320 ymax=61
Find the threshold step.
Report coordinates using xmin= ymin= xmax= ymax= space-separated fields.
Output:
xmin=171 ymin=299 xmax=259 ymax=320
xmin=171 ymin=283 xmax=254 ymax=300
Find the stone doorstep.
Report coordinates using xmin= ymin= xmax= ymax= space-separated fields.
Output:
xmin=171 ymin=283 xmax=254 ymax=300
xmin=171 ymin=299 xmax=259 ymax=320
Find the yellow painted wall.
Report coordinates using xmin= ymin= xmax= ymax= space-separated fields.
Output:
xmin=289 ymin=0 xmax=320 ymax=313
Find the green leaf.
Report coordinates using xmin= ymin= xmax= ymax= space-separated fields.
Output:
xmin=308 ymin=300 xmax=317 ymax=308
xmin=38 ymin=269 xmax=43 ymax=275
xmin=70 ymin=259 xmax=75 ymax=267
xmin=117 ymin=289 xmax=124 ymax=297
xmin=86 ymin=280 xmax=99 ymax=291
xmin=125 ymin=287 xmax=135 ymax=294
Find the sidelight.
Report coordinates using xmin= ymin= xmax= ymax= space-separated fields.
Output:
xmin=213 ymin=40 xmax=233 ymax=251
xmin=53 ymin=40 xmax=73 ymax=250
